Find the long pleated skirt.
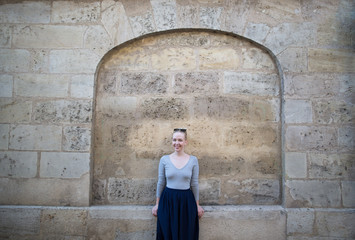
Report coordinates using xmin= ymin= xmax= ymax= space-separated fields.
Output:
xmin=156 ymin=187 xmax=199 ymax=240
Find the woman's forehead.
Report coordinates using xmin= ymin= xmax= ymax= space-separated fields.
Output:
xmin=172 ymin=132 xmax=186 ymax=138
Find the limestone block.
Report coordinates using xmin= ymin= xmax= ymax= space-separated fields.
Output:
xmin=49 ymin=50 xmax=100 ymax=74
xmin=265 ymin=22 xmax=316 ymax=54
xmin=287 ymin=208 xmax=315 ymax=234
xmin=285 ymin=126 xmax=337 ymax=151
xmin=338 ymin=126 xmax=355 ymax=150
xmin=285 ymin=152 xmax=307 ymax=179
xmin=199 ymin=178 xmax=220 ymax=204
xmin=0 ymin=176 xmax=90 ymax=206
xmin=199 ymin=48 xmax=240 ymax=70
xmin=224 ymin=72 xmax=279 ymax=96
xmin=107 ymin=178 xmax=156 ymax=204
xmin=0 ymin=74 xmax=13 ymax=97
xmin=63 ymin=126 xmax=91 ymax=152
xmin=0 ymin=151 xmax=37 ymax=178
xmin=315 ymin=210 xmax=355 ymax=238
xmin=174 ymin=72 xmax=219 ymax=94
xmin=30 ymin=49 xmax=49 ymax=73
xmin=0 ymin=207 xmax=41 ymax=236
xmin=0 ymin=124 xmax=9 ymax=150
xmin=41 ymin=208 xmax=87 ymax=236
xmin=14 ymin=74 xmax=69 ymax=97
xmin=0 ymin=25 xmax=11 ymax=47
xmin=242 ymin=47 xmax=275 ymax=70
xmin=0 ymin=49 xmax=30 ymax=73
xmin=70 ymin=75 xmax=94 ymax=99
xmin=309 ymin=153 xmax=354 ymax=179
xmin=342 ymin=181 xmax=355 ymax=207
xmin=96 ymin=69 xmax=118 ymax=95
xmin=199 ymin=6 xmax=222 ymax=29
xmin=115 ymin=229 xmax=156 ymax=240
xmin=313 ymin=99 xmax=354 ymax=124
xmin=40 ymin=152 xmax=90 ymax=178
xmin=152 ymin=47 xmax=196 ymax=71
xmin=84 ymin=25 xmax=113 ymax=57
xmin=33 ymin=100 xmax=92 ymax=124
xmin=13 ymin=25 xmax=86 ymax=48
xmin=309 ymin=48 xmax=355 ymax=73
xmin=52 ymin=1 xmax=100 ymax=23
xmin=223 ymin=1 xmax=249 ymax=35
xmin=277 ymin=47 xmax=307 ymax=73
xmin=0 ymin=2 xmax=50 ymax=23
xmin=0 ymin=99 xmax=31 ymax=123
xmin=9 ymin=125 xmax=62 ymax=151
xmin=93 ymin=179 xmax=106 ymax=203
xmin=140 ymin=97 xmax=189 ymax=120
xmin=97 ymin=96 xmax=137 ymax=120
xmin=284 ymin=99 xmax=312 ymax=123
xmin=129 ymin=11 xmax=156 ymax=36
xmin=120 ymin=72 xmax=168 ymax=94
xmin=199 ymin=154 xmax=246 ymax=177
xmin=177 ymin=4 xmax=199 ymax=28
xmin=244 ymin=23 xmax=270 ymax=43
xmin=285 ymin=180 xmax=341 ymax=207
xmin=151 ymin=0 xmax=177 ymax=31
xmin=223 ymin=179 xmax=280 ymax=205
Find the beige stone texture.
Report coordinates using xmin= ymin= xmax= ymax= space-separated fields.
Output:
xmin=51 ymin=1 xmax=100 ymax=23
xmin=287 ymin=208 xmax=315 ymax=234
xmin=0 ymin=24 xmax=11 ymax=48
xmin=0 ymin=1 xmax=50 ymax=23
xmin=242 ymin=47 xmax=275 ymax=70
xmin=285 ymin=152 xmax=307 ymax=179
xmin=0 ymin=124 xmax=9 ymax=150
xmin=313 ymin=99 xmax=354 ymax=124
xmin=84 ymin=25 xmax=113 ymax=57
xmin=152 ymin=47 xmax=196 ymax=71
xmin=199 ymin=48 xmax=240 ymax=70
xmin=284 ymin=99 xmax=312 ymax=123
xmin=0 ymin=49 xmax=31 ymax=73
xmin=0 ymin=74 xmax=13 ymax=97
xmin=70 ymin=74 xmax=94 ymax=99
xmin=0 ymin=99 xmax=32 ymax=123
xmin=315 ymin=210 xmax=355 ymax=238
xmin=0 ymin=151 xmax=37 ymax=178
xmin=309 ymin=48 xmax=355 ymax=73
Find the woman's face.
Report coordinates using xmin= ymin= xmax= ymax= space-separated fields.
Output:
xmin=172 ymin=132 xmax=187 ymax=152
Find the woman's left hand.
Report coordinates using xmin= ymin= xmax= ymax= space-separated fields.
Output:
xmin=197 ymin=205 xmax=204 ymax=219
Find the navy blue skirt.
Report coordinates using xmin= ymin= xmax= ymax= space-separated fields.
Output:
xmin=156 ymin=187 xmax=199 ymax=240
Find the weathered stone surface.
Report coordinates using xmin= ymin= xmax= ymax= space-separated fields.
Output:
xmin=13 ymin=25 xmax=85 ymax=48
xmin=49 ymin=50 xmax=100 ymax=74
xmin=286 ymin=180 xmax=341 ymax=208
xmin=244 ymin=23 xmax=270 ymax=43
xmin=199 ymin=6 xmax=222 ymax=29
xmin=14 ymin=74 xmax=69 ymax=97
xmin=224 ymin=0 xmax=249 ymax=35
xmin=278 ymin=47 xmax=307 ymax=73
xmin=0 ymin=207 xmax=41 ymax=235
xmin=84 ymin=25 xmax=113 ymax=57
xmin=9 ymin=125 xmax=62 ymax=151
xmin=0 ymin=124 xmax=9 ymax=150
xmin=313 ymin=99 xmax=354 ymax=124
xmin=309 ymin=153 xmax=354 ymax=179
xmin=151 ymin=0 xmax=177 ymax=31
xmin=242 ymin=47 xmax=275 ymax=70
xmin=286 ymin=126 xmax=337 ymax=151
xmin=199 ymin=178 xmax=220 ymax=204
xmin=199 ymin=48 xmax=240 ymax=70
xmin=40 ymin=152 xmax=90 ymax=179
xmin=342 ymin=181 xmax=355 ymax=207
xmin=152 ymin=47 xmax=196 ymax=70
xmin=309 ymin=48 xmax=355 ymax=73
xmin=0 ymin=49 xmax=31 ymax=72
xmin=287 ymin=208 xmax=315 ymax=234
xmin=174 ymin=72 xmax=219 ymax=95
xmin=0 ymin=1 xmax=50 ymax=23
xmin=284 ymin=99 xmax=312 ymax=123
xmin=93 ymin=179 xmax=106 ymax=203
xmin=107 ymin=178 xmax=155 ymax=204
xmin=97 ymin=96 xmax=137 ymax=120
xmin=176 ymin=3 xmax=199 ymax=28
xmin=33 ymin=100 xmax=92 ymax=124
xmin=0 ymin=99 xmax=32 ymax=123
xmin=52 ymin=1 xmax=100 ymax=23
xmin=30 ymin=49 xmax=49 ymax=73
xmin=96 ymin=69 xmax=118 ymax=95
xmin=70 ymin=74 xmax=94 ymax=99
xmin=0 ymin=151 xmax=37 ymax=178
xmin=140 ymin=97 xmax=189 ymax=120
xmin=0 ymin=24 xmax=11 ymax=48
xmin=285 ymin=152 xmax=307 ymax=179
xmin=224 ymin=72 xmax=279 ymax=96
xmin=0 ymin=74 xmax=12 ymax=97
xmin=315 ymin=210 xmax=355 ymax=238
xmin=338 ymin=126 xmax=355 ymax=151
xmin=63 ymin=126 xmax=91 ymax=151
xmin=115 ymin=229 xmax=155 ymax=240
xmin=120 ymin=72 xmax=168 ymax=94
xmin=129 ymin=11 xmax=155 ymax=36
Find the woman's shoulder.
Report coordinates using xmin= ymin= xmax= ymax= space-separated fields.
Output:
xmin=189 ymin=155 xmax=198 ymax=163
xmin=160 ymin=155 xmax=170 ymax=162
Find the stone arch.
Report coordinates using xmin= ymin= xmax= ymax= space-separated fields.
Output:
xmin=92 ymin=29 xmax=283 ymax=206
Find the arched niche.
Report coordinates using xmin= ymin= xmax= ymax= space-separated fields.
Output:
xmin=92 ymin=29 xmax=282 ymax=205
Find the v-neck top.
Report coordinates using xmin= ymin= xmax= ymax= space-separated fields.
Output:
xmin=156 ymin=155 xmax=199 ymax=200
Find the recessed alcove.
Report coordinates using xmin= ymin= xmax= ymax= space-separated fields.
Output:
xmin=92 ymin=29 xmax=282 ymax=206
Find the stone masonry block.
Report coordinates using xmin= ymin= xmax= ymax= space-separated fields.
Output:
xmin=315 ymin=210 xmax=355 ymax=238
xmin=13 ymin=25 xmax=85 ymax=48
xmin=33 ymin=100 xmax=92 ymax=124
xmin=63 ymin=126 xmax=91 ymax=151
xmin=0 ymin=124 xmax=9 ymax=150
xmin=287 ymin=208 xmax=315 ymax=234
xmin=284 ymin=99 xmax=312 ymax=123
xmin=40 ymin=152 xmax=90 ymax=178
xmin=0 ymin=75 xmax=13 ymax=97
xmin=97 ymin=96 xmax=137 ymax=120
xmin=342 ymin=181 xmax=355 ymax=207
xmin=244 ymin=23 xmax=270 ymax=43
xmin=85 ymin=25 xmax=113 ymax=57
xmin=286 ymin=180 xmax=341 ymax=208
xmin=177 ymin=4 xmax=199 ymax=28
xmin=96 ymin=69 xmax=118 ymax=95
xmin=285 ymin=152 xmax=307 ymax=179
xmin=199 ymin=178 xmax=220 ymax=204
xmin=224 ymin=72 xmax=279 ymax=96
xmin=129 ymin=11 xmax=155 ymax=37
xmin=313 ymin=99 xmax=354 ymax=124
xmin=0 ymin=151 xmax=37 ymax=178
xmin=14 ymin=74 xmax=69 ymax=97
xmin=70 ymin=74 xmax=94 ymax=99
xmin=200 ymin=6 xmax=223 ymax=30
xmin=0 ymin=49 xmax=30 ymax=73
xmin=174 ymin=72 xmax=220 ymax=95
xmin=199 ymin=48 xmax=240 ymax=70
xmin=120 ymin=72 xmax=168 ymax=94
xmin=338 ymin=126 xmax=355 ymax=151
xmin=151 ymin=47 xmax=196 ymax=71
xmin=199 ymin=154 xmax=246 ymax=178
xmin=0 ymin=1 xmax=50 ymax=23
xmin=286 ymin=126 xmax=337 ymax=151
xmin=278 ymin=47 xmax=307 ymax=73
xmin=9 ymin=125 xmax=62 ymax=151
xmin=309 ymin=48 xmax=355 ymax=73
xmin=151 ymin=0 xmax=177 ymax=31
xmin=242 ymin=47 xmax=275 ymax=70
xmin=309 ymin=153 xmax=354 ymax=179
xmin=52 ymin=1 xmax=100 ymax=23
xmin=0 ymin=25 xmax=11 ymax=48
xmin=0 ymin=99 xmax=32 ymax=123
xmin=140 ymin=97 xmax=189 ymax=120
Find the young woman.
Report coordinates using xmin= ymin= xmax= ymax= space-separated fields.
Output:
xmin=152 ymin=128 xmax=204 ymax=240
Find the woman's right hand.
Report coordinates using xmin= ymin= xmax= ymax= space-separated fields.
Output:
xmin=152 ymin=204 xmax=158 ymax=217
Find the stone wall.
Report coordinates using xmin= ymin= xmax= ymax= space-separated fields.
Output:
xmin=0 ymin=0 xmax=354 ymax=239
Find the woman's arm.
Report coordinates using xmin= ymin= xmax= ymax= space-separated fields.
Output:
xmin=152 ymin=198 xmax=159 ymax=216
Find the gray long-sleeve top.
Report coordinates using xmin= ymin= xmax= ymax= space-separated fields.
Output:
xmin=156 ymin=155 xmax=199 ymax=201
